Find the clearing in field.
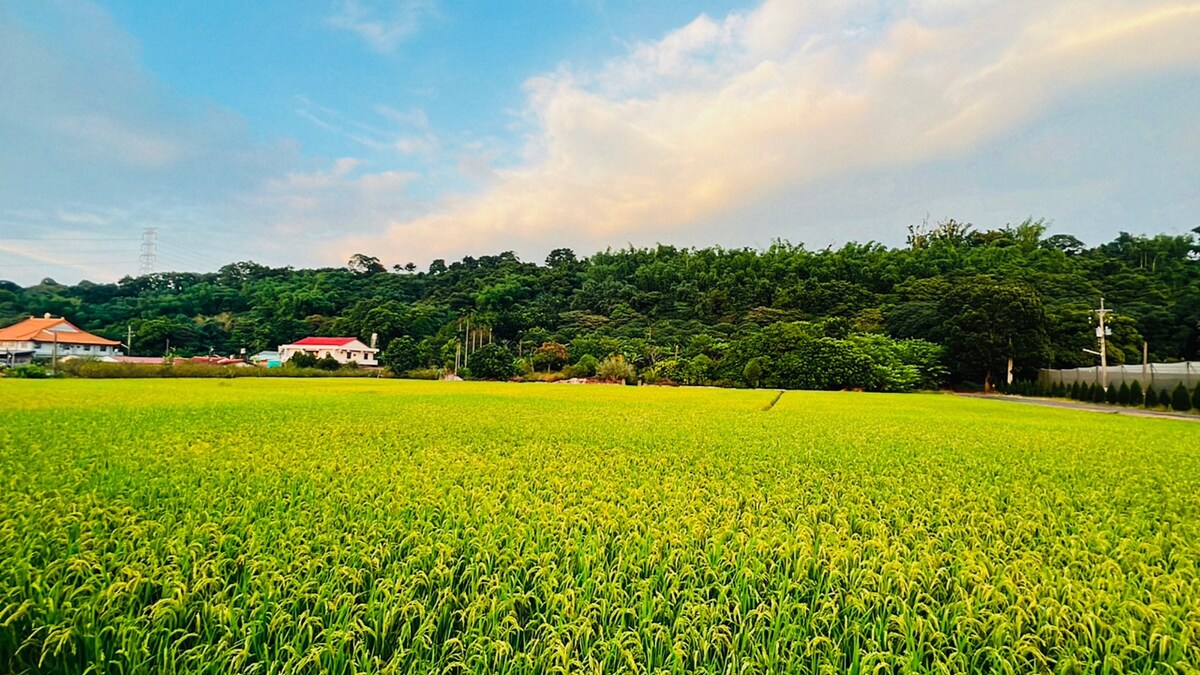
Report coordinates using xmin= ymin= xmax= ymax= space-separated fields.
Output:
xmin=1 ymin=379 xmax=1198 ymax=673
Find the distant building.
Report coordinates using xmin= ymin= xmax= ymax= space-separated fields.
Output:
xmin=249 ymin=350 xmax=282 ymax=368
xmin=176 ymin=356 xmax=250 ymax=367
xmin=0 ymin=314 xmax=122 ymax=361
xmin=279 ymin=337 xmax=379 ymax=366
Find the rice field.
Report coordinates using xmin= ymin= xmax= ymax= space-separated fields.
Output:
xmin=1 ymin=379 xmax=1198 ymax=674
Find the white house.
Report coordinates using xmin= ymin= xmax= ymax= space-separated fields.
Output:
xmin=0 ymin=314 xmax=123 ymax=360
xmin=279 ymin=337 xmax=378 ymax=366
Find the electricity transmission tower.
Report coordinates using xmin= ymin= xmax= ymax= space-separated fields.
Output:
xmin=138 ymin=228 xmax=158 ymax=276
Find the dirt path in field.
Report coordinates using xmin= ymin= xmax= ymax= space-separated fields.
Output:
xmin=957 ymin=393 xmax=1200 ymax=422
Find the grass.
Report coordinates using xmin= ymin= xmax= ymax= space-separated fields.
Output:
xmin=1 ymin=379 xmax=1198 ymax=673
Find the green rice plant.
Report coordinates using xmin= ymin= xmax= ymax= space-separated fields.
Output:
xmin=0 ymin=379 xmax=1198 ymax=673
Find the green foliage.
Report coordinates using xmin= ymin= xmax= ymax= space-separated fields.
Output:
xmin=531 ymin=341 xmax=569 ymax=372
xmin=565 ymin=353 xmax=598 ymax=379
xmin=380 ymin=335 xmax=420 ymax=374
xmin=938 ymin=276 xmax=1050 ymax=389
xmin=1159 ymin=389 xmax=1171 ymax=409
xmin=3 ymin=226 xmax=1197 ymax=392
xmin=683 ymin=354 xmax=715 ymax=385
xmin=1105 ymin=385 xmax=1119 ymax=405
xmin=1 ymin=380 xmax=1199 ymax=673
xmin=315 ymin=356 xmax=341 ymax=371
xmin=404 ymin=367 xmax=443 ymax=380
xmin=1117 ymin=382 xmax=1131 ymax=406
xmin=1194 ymin=383 xmax=1200 ymax=411
xmin=287 ymin=352 xmax=317 ymax=369
xmin=595 ymin=355 xmax=636 ymax=384
xmin=465 ymin=343 xmax=516 ymax=380
xmin=1171 ymin=383 xmax=1192 ymax=412
xmin=1145 ymin=387 xmax=1160 ymax=408
xmin=743 ymin=357 xmax=764 ymax=388
xmin=1092 ymin=384 xmax=1107 ymax=404
xmin=3 ymin=364 xmax=49 ymax=379
xmin=1130 ymin=380 xmax=1143 ymax=406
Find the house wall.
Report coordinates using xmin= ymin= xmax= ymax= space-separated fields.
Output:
xmin=0 ymin=341 xmax=121 ymax=359
xmin=280 ymin=346 xmax=378 ymax=366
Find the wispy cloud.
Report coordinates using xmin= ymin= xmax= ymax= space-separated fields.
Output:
xmin=326 ymin=0 xmax=436 ymax=53
xmin=341 ymin=0 xmax=1200 ymax=263
xmin=295 ymin=96 xmax=438 ymax=155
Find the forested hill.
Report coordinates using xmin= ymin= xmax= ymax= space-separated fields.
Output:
xmin=2 ymin=220 xmax=1198 ymax=387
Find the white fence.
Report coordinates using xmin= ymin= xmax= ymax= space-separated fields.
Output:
xmin=1039 ymin=362 xmax=1200 ymax=392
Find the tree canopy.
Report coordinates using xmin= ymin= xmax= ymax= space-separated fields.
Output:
xmin=3 ymin=219 xmax=1197 ymax=388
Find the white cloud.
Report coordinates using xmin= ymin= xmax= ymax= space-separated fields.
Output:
xmin=346 ymin=0 xmax=1200 ymax=264
xmin=327 ymin=0 xmax=436 ymax=53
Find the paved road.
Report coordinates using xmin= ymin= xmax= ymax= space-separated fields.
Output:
xmin=957 ymin=393 xmax=1200 ymax=422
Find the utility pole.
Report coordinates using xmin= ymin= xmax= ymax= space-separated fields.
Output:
xmin=1095 ymin=298 xmax=1112 ymax=391
xmin=51 ymin=332 xmax=58 ymax=375
xmin=127 ymin=325 xmax=133 ymax=356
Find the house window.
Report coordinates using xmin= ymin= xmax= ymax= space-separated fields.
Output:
xmin=84 ymin=345 xmax=91 ymax=351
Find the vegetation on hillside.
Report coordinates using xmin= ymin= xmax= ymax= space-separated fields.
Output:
xmin=2 ymin=219 xmax=1197 ymax=388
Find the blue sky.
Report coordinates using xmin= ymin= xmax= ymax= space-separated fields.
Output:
xmin=1 ymin=0 xmax=1198 ymax=284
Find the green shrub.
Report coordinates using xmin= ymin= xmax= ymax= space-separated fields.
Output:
xmin=1105 ymin=385 xmax=1118 ymax=405
xmin=1116 ymin=382 xmax=1131 ymax=406
xmin=288 ymin=352 xmax=318 ymax=368
xmin=743 ymin=358 xmax=764 ymax=388
xmin=4 ymin=364 xmax=50 ymax=379
xmin=381 ymin=336 xmax=420 ymax=374
xmin=1159 ymin=389 xmax=1171 ymax=409
xmin=566 ymin=353 xmax=599 ymax=379
xmin=1129 ymin=380 xmax=1143 ymax=406
xmin=404 ymin=368 xmax=442 ymax=380
xmin=1092 ymin=384 xmax=1106 ymax=404
xmin=683 ymin=354 xmax=715 ymax=386
xmin=1193 ymin=383 xmax=1200 ymax=411
xmin=466 ymin=344 xmax=516 ymax=380
xmin=596 ymin=355 xmax=636 ymax=384
xmin=1070 ymin=382 xmax=1081 ymax=400
xmin=1145 ymin=387 xmax=1159 ymax=408
xmin=1171 ymin=383 xmax=1192 ymax=412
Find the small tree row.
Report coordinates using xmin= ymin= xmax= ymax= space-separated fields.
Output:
xmin=1010 ymin=379 xmax=1200 ymax=412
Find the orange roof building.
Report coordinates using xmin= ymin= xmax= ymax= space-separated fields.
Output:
xmin=0 ymin=314 xmax=123 ymax=360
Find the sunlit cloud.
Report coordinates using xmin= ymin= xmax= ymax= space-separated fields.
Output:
xmin=344 ymin=0 xmax=1200 ymax=263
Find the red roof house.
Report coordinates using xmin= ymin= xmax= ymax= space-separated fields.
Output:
xmin=279 ymin=336 xmax=378 ymax=366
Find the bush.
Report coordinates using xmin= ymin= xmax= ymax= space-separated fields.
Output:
xmin=683 ymin=354 xmax=715 ymax=386
xmin=566 ymin=353 xmax=599 ymax=379
xmin=596 ymin=355 xmax=636 ymax=384
xmin=1116 ymin=382 xmax=1131 ymax=406
xmin=1159 ymin=388 xmax=1171 ymax=409
xmin=315 ymin=356 xmax=341 ymax=371
xmin=1145 ymin=387 xmax=1159 ymax=408
xmin=4 ymin=364 xmax=50 ymax=378
xmin=743 ymin=358 xmax=764 ymax=388
xmin=466 ymin=343 xmax=516 ymax=380
xmin=1105 ymin=385 xmax=1118 ymax=405
xmin=288 ymin=352 xmax=318 ymax=368
xmin=1092 ymin=384 xmax=1106 ymax=404
xmin=532 ymin=341 xmax=569 ymax=372
xmin=404 ymin=368 xmax=442 ymax=380
xmin=1070 ymin=382 xmax=1081 ymax=400
xmin=1171 ymin=383 xmax=1192 ymax=412
xmin=1193 ymin=383 xmax=1200 ymax=411
xmin=381 ymin=336 xmax=420 ymax=374
xmin=1129 ymin=380 xmax=1143 ymax=406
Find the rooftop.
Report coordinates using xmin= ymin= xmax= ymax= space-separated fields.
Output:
xmin=0 ymin=315 xmax=122 ymax=347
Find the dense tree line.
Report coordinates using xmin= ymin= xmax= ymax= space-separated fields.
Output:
xmin=2 ymin=219 xmax=1197 ymax=389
